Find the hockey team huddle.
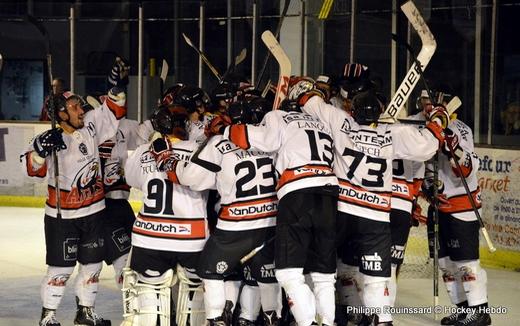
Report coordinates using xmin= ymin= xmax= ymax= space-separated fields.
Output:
xmin=21 ymin=59 xmax=491 ymax=326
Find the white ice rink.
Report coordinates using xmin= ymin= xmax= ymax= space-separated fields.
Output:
xmin=0 ymin=206 xmax=518 ymax=326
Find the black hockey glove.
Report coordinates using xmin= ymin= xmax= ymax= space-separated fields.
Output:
xmin=33 ymin=129 xmax=66 ymax=158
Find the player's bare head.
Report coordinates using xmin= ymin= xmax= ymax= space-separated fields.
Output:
xmin=150 ymin=104 xmax=189 ymax=140
xmin=351 ymin=90 xmax=384 ymax=125
xmin=174 ymin=85 xmax=211 ymax=121
xmin=53 ymin=91 xmax=86 ymax=129
xmin=52 ymin=78 xmax=66 ymax=95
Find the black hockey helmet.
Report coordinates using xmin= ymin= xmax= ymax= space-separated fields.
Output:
xmin=174 ymin=85 xmax=211 ymax=114
xmin=351 ymin=90 xmax=384 ymax=125
xmin=161 ymin=83 xmax=185 ymax=107
xmin=210 ymin=81 xmax=237 ymax=105
xmin=50 ymin=91 xmax=87 ymax=121
xmin=150 ymin=104 xmax=189 ymax=139
xmin=246 ymin=97 xmax=270 ymax=124
xmin=338 ymin=63 xmax=372 ymax=100
xmin=227 ymin=101 xmax=248 ymax=124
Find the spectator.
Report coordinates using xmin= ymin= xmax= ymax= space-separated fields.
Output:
xmin=39 ymin=78 xmax=67 ymax=121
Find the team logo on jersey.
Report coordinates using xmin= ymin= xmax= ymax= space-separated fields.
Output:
xmin=68 ymin=160 xmax=103 ymax=205
xmin=104 ymin=162 xmax=122 ymax=186
xmin=79 ymin=143 xmax=88 ymax=156
xmin=361 ymin=252 xmax=383 ymax=271
xmin=216 ymin=261 xmax=228 ymax=274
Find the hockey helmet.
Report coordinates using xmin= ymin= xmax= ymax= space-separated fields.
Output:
xmin=351 ymin=90 xmax=384 ymax=125
xmin=150 ymin=104 xmax=189 ymax=139
xmin=50 ymin=91 xmax=86 ymax=121
xmin=174 ymin=85 xmax=211 ymax=114
xmin=161 ymin=83 xmax=185 ymax=107
xmin=287 ymin=76 xmax=316 ymax=102
xmin=338 ymin=63 xmax=372 ymax=100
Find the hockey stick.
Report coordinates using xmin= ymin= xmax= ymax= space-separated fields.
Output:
xmin=446 ymin=141 xmax=496 ymax=252
xmin=255 ymin=0 xmax=292 ymax=90
xmin=27 ymin=15 xmax=62 ymax=220
xmin=240 ymin=236 xmax=275 ymax=265
xmin=0 ymin=53 xmax=3 ymax=72
xmin=379 ymin=1 xmax=436 ymax=122
xmin=221 ymin=48 xmax=247 ymax=82
xmin=261 ymin=30 xmax=291 ymax=110
xmin=182 ymin=33 xmax=222 ymax=82
xmin=160 ymin=59 xmax=169 ymax=96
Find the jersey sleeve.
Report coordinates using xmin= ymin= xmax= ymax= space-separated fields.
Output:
xmin=124 ymin=145 xmax=146 ymax=190
xmin=391 ymin=124 xmax=440 ymax=162
xmin=175 ymin=137 xmax=221 ymax=191
xmin=224 ymin=111 xmax=282 ymax=152
xmin=84 ymin=98 xmax=121 ymax=146
xmin=447 ymin=120 xmax=478 ymax=177
xmin=125 ymin=119 xmax=155 ymax=150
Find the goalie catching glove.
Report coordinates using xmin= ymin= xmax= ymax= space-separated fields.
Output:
xmin=33 ymin=129 xmax=67 ymax=158
xmin=150 ymin=137 xmax=177 ymax=172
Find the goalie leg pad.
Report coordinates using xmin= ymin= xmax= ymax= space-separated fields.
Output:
xmin=310 ymin=272 xmax=336 ymax=326
xmin=121 ymin=268 xmax=175 ymax=326
xmin=454 ymin=259 xmax=488 ymax=307
xmin=439 ymin=257 xmax=467 ymax=305
xmin=275 ymin=268 xmax=316 ymax=326
xmin=336 ymin=261 xmax=363 ymax=307
xmin=176 ymin=265 xmax=205 ymax=326
xmin=41 ymin=266 xmax=75 ymax=309
xmin=362 ymin=275 xmax=392 ymax=323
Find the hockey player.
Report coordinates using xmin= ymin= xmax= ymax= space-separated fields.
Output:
xmin=21 ymin=89 xmax=126 ymax=326
xmin=152 ymin=98 xmax=282 ymax=325
xmin=387 ymin=158 xmax=425 ymax=309
xmin=298 ymin=82 xmax=448 ymax=325
xmin=414 ymin=90 xmax=491 ymax=326
xmin=123 ymin=104 xmax=208 ymax=325
xmin=217 ymin=77 xmax=339 ymax=326
xmin=98 ymin=58 xmax=155 ymax=289
xmin=173 ymin=85 xmax=212 ymax=142
xmin=331 ymin=63 xmax=372 ymax=113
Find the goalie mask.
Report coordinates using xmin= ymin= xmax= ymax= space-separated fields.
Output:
xmin=351 ymin=91 xmax=384 ymax=125
xmin=287 ymin=76 xmax=316 ymax=102
xmin=150 ymin=105 xmax=189 ymax=140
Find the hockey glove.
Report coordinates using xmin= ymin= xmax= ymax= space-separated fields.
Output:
xmin=411 ymin=200 xmax=427 ymax=226
xmin=108 ymin=56 xmax=130 ymax=88
xmin=106 ymin=87 xmax=127 ymax=119
xmin=441 ymin=128 xmax=464 ymax=161
xmin=99 ymin=140 xmax=116 ymax=159
xmin=150 ymin=137 xmax=176 ymax=172
xmin=33 ymin=129 xmax=66 ymax=158
xmin=428 ymin=105 xmax=450 ymax=129
xmin=205 ymin=114 xmax=232 ymax=138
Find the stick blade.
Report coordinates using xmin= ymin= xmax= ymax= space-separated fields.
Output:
xmin=182 ymin=33 xmax=194 ymax=47
xmin=160 ymin=59 xmax=169 ymax=83
xmin=261 ymin=30 xmax=291 ymax=110
xmin=446 ymin=96 xmax=462 ymax=115
xmin=235 ymin=48 xmax=247 ymax=66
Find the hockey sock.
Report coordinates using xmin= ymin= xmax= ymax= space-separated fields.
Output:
xmin=363 ymin=275 xmax=392 ymax=323
xmin=258 ymin=281 xmax=283 ymax=317
xmin=224 ymin=279 xmax=241 ymax=311
xmin=337 ymin=262 xmax=363 ymax=307
xmin=203 ymin=279 xmax=227 ymax=319
xmin=41 ymin=265 xmax=75 ymax=309
xmin=310 ymin=272 xmax=336 ymax=326
xmin=439 ymin=257 xmax=467 ymax=305
xmin=454 ymin=260 xmax=488 ymax=307
xmin=112 ymin=254 xmax=128 ymax=289
xmin=74 ymin=262 xmax=102 ymax=307
xmin=388 ymin=263 xmax=398 ymax=307
xmin=239 ymin=284 xmax=261 ymax=321
xmin=275 ymin=268 xmax=316 ymax=326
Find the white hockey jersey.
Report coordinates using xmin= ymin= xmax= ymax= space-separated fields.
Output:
xmin=170 ymin=135 xmax=277 ymax=232
xmin=20 ymin=100 xmax=122 ymax=219
xmin=100 ymin=119 xmax=154 ymax=200
xmin=302 ymin=96 xmax=441 ymax=222
xmin=223 ymin=109 xmax=338 ymax=199
xmin=391 ymin=159 xmax=424 ymax=214
xmin=124 ymin=140 xmax=209 ymax=252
